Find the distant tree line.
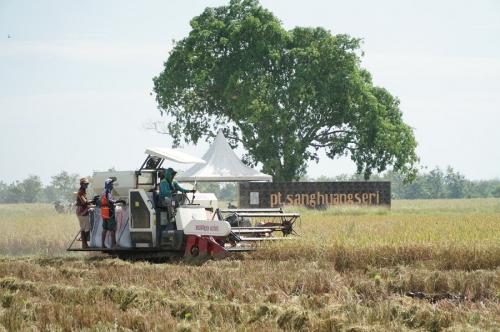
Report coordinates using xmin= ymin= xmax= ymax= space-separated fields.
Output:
xmin=0 ymin=172 xmax=239 ymax=204
xmin=0 ymin=171 xmax=80 ymax=204
xmin=199 ymin=167 xmax=500 ymax=201
xmin=312 ymin=166 xmax=500 ymax=199
xmin=1 ymin=167 xmax=499 ymax=204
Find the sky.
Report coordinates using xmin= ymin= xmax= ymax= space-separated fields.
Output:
xmin=0 ymin=0 xmax=499 ymax=184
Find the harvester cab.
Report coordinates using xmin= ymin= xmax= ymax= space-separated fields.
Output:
xmin=67 ymin=147 xmax=299 ymax=262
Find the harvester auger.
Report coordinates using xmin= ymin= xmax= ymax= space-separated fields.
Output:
xmin=67 ymin=147 xmax=300 ymax=263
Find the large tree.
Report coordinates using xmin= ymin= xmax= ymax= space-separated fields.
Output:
xmin=153 ymin=0 xmax=418 ymax=181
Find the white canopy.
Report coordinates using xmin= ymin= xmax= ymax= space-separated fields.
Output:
xmin=176 ymin=131 xmax=272 ymax=182
xmin=145 ymin=147 xmax=206 ymax=164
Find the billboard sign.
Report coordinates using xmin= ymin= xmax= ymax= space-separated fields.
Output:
xmin=239 ymin=182 xmax=391 ymax=208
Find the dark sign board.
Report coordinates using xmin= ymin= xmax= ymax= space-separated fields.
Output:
xmin=239 ymin=182 xmax=391 ymax=208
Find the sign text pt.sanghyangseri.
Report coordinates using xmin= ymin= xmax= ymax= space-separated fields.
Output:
xmin=239 ymin=182 xmax=391 ymax=209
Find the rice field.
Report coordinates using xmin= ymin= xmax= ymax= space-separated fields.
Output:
xmin=0 ymin=199 xmax=499 ymax=331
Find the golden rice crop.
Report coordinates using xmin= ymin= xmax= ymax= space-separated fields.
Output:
xmin=0 ymin=199 xmax=499 ymax=331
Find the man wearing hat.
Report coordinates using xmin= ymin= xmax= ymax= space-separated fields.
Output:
xmin=75 ymin=177 xmax=92 ymax=248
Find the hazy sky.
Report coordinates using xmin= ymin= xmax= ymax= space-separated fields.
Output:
xmin=1 ymin=0 xmax=499 ymax=184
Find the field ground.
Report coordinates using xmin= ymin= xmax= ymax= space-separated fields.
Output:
xmin=0 ymin=199 xmax=499 ymax=331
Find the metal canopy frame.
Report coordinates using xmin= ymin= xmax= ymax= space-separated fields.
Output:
xmin=138 ymin=154 xmax=165 ymax=172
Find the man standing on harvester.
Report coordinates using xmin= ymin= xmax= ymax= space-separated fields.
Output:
xmin=75 ymin=177 xmax=93 ymax=248
xmin=99 ymin=177 xmax=125 ymax=249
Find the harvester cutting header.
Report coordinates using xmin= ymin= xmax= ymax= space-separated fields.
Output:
xmin=68 ymin=133 xmax=300 ymax=262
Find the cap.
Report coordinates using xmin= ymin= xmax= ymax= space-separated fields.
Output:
xmin=80 ymin=177 xmax=90 ymax=185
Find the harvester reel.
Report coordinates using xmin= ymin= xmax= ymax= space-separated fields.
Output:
xmin=282 ymin=220 xmax=293 ymax=236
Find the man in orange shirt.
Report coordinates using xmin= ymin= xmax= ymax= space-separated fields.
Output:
xmin=100 ymin=178 xmax=119 ymax=249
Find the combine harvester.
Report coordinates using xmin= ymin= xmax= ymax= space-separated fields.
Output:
xmin=67 ymin=147 xmax=300 ymax=262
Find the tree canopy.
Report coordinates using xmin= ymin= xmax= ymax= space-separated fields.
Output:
xmin=153 ymin=0 xmax=418 ymax=181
